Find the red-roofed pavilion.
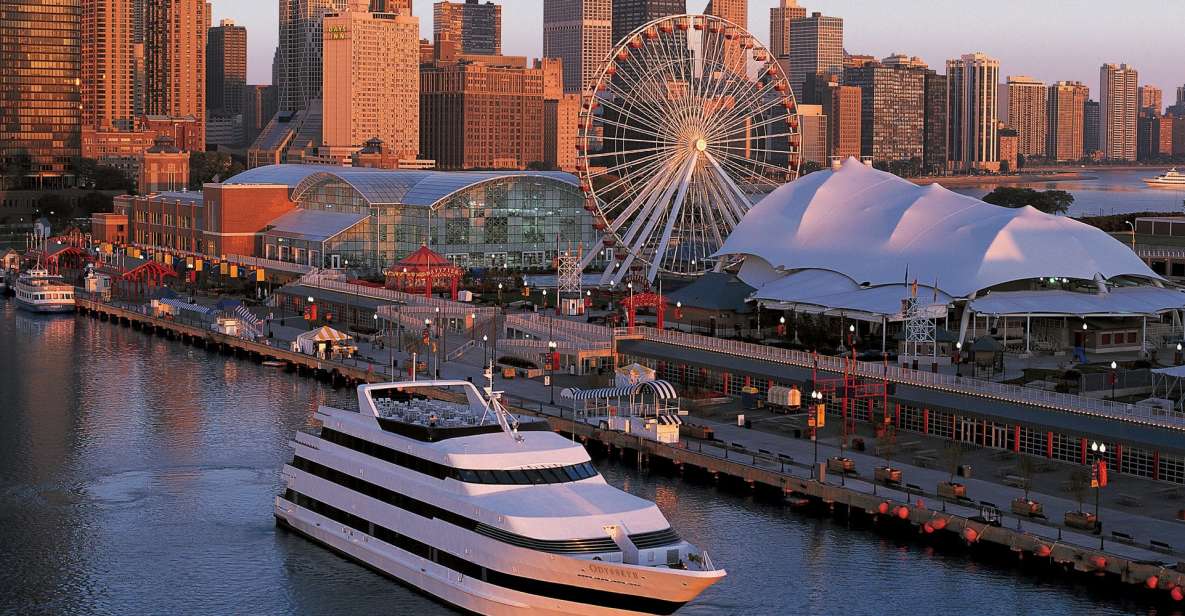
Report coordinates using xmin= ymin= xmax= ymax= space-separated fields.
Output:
xmin=383 ymin=245 xmax=465 ymax=299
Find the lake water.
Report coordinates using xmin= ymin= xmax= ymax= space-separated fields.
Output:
xmin=948 ymin=168 xmax=1185 ymax=218
xmin=0 ymin=303 xmax=1161 ymax=616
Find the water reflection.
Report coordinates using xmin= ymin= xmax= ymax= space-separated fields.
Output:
xmin=950 ymin=168 xmax=1185 ymax=217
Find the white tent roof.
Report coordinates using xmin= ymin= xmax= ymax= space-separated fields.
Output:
xmin=716 ymin=158 xmax=1160 ymax=299
xmin=750 ymin=269 xmax=954 ymax=320
xmin=969 ymin=286 xmax=1185 ymax=316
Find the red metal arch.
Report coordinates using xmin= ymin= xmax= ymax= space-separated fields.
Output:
xmin=620 ymin=292 xmax=667 ymax=330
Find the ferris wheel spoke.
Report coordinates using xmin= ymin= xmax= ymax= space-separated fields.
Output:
xmin=713 ymin=145 xmax=792 ymax=182
xmin=591 ymin=96 xmax=669 ymax=138
xmin=646 ymin=154 xmax=699 ymax=281
xmin=599 ymin=158 xmax=682 ymax=229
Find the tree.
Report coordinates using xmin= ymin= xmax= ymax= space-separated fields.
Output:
xmin=34 ymin=193 xmax=73 ymax=229
xmin=982 ymin=186 xmax=1074 ymax=215
xmin=799 ymin=160 xmax=825 ymax=176
xmin=941 ymin=441 xmax=965 ymax=484
xmin=1016 ymin=454 xmax=1036 ymax=502
xmin=79 ymin=191 xmax=114 ymax=216
xmin=1067 ymin=467 xmax=1091 ymax=513
xmin=998 ymin=159 xmax=1011 ymax=174
xmin=189 ymin=151 xmax=245 ymax=189
xmin=526 ymin=160 xmax=553 ymax=171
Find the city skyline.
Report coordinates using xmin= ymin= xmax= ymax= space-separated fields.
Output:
xmin=213 ymin=0 xmax=1185 ymax=99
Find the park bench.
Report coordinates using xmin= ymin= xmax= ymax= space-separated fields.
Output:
xmin=1002 ymin=474 xmax=1027 ymax=488
xmin=1115 ymin=493 xmax=1144 ymax=507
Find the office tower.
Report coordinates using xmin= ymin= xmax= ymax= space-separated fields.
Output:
xmin=946 ymin=52 xmax=1000 ymax=171
xmin=434 ymin=0 xmax=502 ymax=55
xmin=704 ymin=0 xmax=745 ymax=26
xmin=421 ymin=56 xmax=554 ymax=169
xmin=769 ymin=0 xmax=805 ymax=59
xmin=322 ymin=8 xmax=420 ymax=159
xmin=1137 ymin=111 xmax=1173 ymax=161
xmin=796 ymin=104 xmax=827 ymax=164
xmin=1173 ymin=115 xmax=1185 ymax=157
xmin=844 ymin=63 xmax=925 ymax=162
xmin=278 ymin=0 xmax=350 ymax=114
xmin=1138 ymin=84 xmax=1162 ymax=115
xmin=543 ymin=0 xmax=612 ymax=95
xmin=806 ymin=74 xmax=860 ymax=160
xmin=1100 ymin=63 xmax=1138 ymax=160
xmin=242 ymin=85 xmax=279 ymax=146
xmin=544 ymin=94 xmax=581 ymax=172
xmin=923 ymin=72 xmax=947 ymax=172
xmin=998 ymin=127 xmax=1018 ymax=171
xmin=206 ymin=19 xmax=247 ymax=117
xmin=82 ymin=0 xmax=136 ymax=131
xmin=1004 ymin=76 xmax=1046 ymax=159
xmin=1178 ymin=85 xmax=1185 ymax=106
xmin=1160 ymin=114 xmax=1175 ymax=156
xmin=787 ymin=12 xmax=843 ymax=101
xmin=144 ymin=0 xmax=211 ymax=149
xmin=612 ymin=0 xmax=684 ymax=46
xmin=1083 ymin=99 xmax=1100 ymax=155
xmin=0 ymin=0 xmax=81 ymax=186
xmin=1047 ymin=81 xmax=1088 ymax=162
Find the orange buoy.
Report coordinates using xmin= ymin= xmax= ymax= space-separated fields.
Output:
xmin=877 ymin=502 xmax=889 ymax=515
xmin=1089 ymin=555 xmax=1107 ymax=570
xmin=963 ymin=528 xmax=979 ymax=543
xmin=1145 ymin=576 xmax=1159 ymax=590
xmin=896 ymin=506 xmax=910 ymax=520
xmin=1035 ymin=544 xmax=1052 ymax=558
xmin=922 ymin=522 xmax=934 ymax=534
xmin=1171 ymin=586 xmax=1184 ymax=602
xmin=931 ymin=518 xmax=947 ymax=531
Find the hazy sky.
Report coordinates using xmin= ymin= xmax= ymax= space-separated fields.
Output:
xmin=212 ymin=0 xmax=1185 ymax=101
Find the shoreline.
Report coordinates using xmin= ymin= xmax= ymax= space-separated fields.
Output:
xmin=912 ymin=172 xmax=1094 ymax=187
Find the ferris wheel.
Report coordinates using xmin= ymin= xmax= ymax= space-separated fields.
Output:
xmin=576 ymin=14 xmax=800 ymax=285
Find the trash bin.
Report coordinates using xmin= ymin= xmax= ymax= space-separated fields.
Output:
xmin=852 ymin=437 xmax=866 ymax=452
xmin=744 ymin=419 xmax=752 ymax=429
xmin=957 ymin=464 xmax=972 ymax=478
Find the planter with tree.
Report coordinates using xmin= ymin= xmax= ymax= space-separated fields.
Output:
xmin=937 ymin=442 xmax=968 ymax=502
xmin=1064 ymin=468 xmax=1098 ymax=531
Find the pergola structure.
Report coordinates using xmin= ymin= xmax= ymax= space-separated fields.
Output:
xmin=27 ymin=242 xmax=88 ymax=276
xmin=384 ymin=245 xmax=464 ymax=300
xmin=621 ymin=291 xmax=667 ymax=330
xmin=98 ymin=257 xmax=177 ymax=299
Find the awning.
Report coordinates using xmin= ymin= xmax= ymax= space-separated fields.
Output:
xmin=969 ymin=286 xmax=1185 ymax=317
xmin=300 ymin=325 xmax=352 ymax=342
xmin=160 ymin=298 xmax=214 ymax=315
xmin=562 ymin=379 xmax=679 ymax=401
xmin=751 ymin=269 xmax=952 ymax=321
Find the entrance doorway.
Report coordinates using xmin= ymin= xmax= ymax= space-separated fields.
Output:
xmin=957 ymin=418 xmax=977 ymax=445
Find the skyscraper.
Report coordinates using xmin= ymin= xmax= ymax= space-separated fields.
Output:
xmin=82 ymin=0 xmax=136 ymax=131
xmin=278 ymin=0 xmax=350 ymax=114
xmin=144 ymin=0 xmax=211 ymax=149
xmin=612 ymin=0 xmax=684 ymax=46
xmin=923 ymin=72 xmax=947 ymax=173
xmin=322 ymin=6 xmax=420 ymax=159
xmin=1004 ymin=76 xmax=1046 ymax=159
xmin=844 ymin=62 xmax=925 ymax=163
xmin=1100 ymin=63 xmax=1138 ymax=161
xmin=1138 ymin=84 xmax=1162 ymax=115
xmin=543 ymin=0 xmax=612 ymax=95
xmin=797 ymin=104 xmax=827 ymax=164
xmin=434 ymin=0 xmax=502 ymax=56
xmin=787 ymin=12 xmax=843 ymax=101
xmin=206 ymin=19 xmax=247 ymax=117
xmin=0 ymin=0 xmax=81 ymax=186
xmin=704 ymin=0 xmax=746 ymax=26
xmin=1083 ymin=99 xmax=1100 ymax=156
xmin=242 ymin=85 xmax=279 ymax=146
xmin=768 ymin=0 xmax=805 ymax=59
xmin=946 ymin=52 xmax=1000 ymax=171
xmin=1047 ymin=81 xmax=1089 ymax=162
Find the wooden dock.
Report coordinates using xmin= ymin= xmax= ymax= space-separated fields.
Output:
xmin=75 ymin=298 xmax=386 ymax=386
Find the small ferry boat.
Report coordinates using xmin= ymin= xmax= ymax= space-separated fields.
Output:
xmin=1143 ymin=168 xmax=1185 ymax=187
xmin=13 ymin=268 xmax=75 ymax=313
xmin=275 ymin=371 xmax=724 ymax=615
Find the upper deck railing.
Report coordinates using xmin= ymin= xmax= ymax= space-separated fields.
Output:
xmin=618 ymin=326 xmax=1185 ymax=431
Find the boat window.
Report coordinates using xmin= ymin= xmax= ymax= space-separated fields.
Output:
xmin=491 ymin=470 xmax=514 ymax=484
xmin=562 ymin=465 xmax=585 ymax=481
xmin=506 ymin=470 xmax=531 ymax=484
xmin=457 ymin=469 xmax=480 ymax=483
xmin=475 ymin=470 xmax=498 ymax=483
xmin=538 ymin=467 xmax=567 ymax=483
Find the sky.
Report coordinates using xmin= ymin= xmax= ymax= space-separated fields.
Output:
xmin=212 ymin=0 xmax=1185 ymax=101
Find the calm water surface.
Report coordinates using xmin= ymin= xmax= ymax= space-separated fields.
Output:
xmin=949 ymin=168 xmax=1185 ymax=217
xmin=0 ymin=302 xmax=1165 ymax=616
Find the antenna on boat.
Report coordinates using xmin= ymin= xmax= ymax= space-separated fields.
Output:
xmin=481 ymin=360 xmax=522 ymax=442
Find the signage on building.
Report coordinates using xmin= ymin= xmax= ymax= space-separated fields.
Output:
xmin=327 ymin=25 xmax=349 ymax=40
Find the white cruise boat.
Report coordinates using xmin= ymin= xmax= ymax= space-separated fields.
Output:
xmin=13 ymin=268 xmax=75 ymax=313
xmin=275 ymin=374 xmax=725 ymax=615
xmin=1143 ymin=168 xmax=1185 ymax=187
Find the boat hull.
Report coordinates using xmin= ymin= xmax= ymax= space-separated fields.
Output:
xmin=14 ymin=297 xmax=75 ymax=313
xmin=275 ymin=501 xmax=719 ymax=616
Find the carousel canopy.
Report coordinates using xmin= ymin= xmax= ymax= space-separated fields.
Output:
xmin=300 ymin=325 xmax=352 ymax=343
xmin=562 ymin=379 xmax=679 ymax=401
xmin=394 ymin=244 xmax=456 ymax=270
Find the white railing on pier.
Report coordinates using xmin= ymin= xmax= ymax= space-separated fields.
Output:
xmin=620 ymin=326 xmax=1185 ymax=431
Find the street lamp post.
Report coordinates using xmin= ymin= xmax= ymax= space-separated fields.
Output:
xmin=955 ymin=341 xmax=963 ymax=377
xmin=810 ymin=390 xmax=822 ymax=466
xmin=548 ymin=340 xmax=557 ymax=406
xmin=482 ymin=334 xmax=489 ymax=367
xmin=1090 ymin=441 xmax=1107 ymax=549
xmin=1110 ymin=360 xmax=1118 ymax=400
xmin=497 ymin=282 xmax=503 ymax=306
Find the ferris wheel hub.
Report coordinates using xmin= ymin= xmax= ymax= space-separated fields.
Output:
xmin=694 ymin=138 xmax=707 ymax=152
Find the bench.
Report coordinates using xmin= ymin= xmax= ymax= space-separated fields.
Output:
xmin=913 ymin=455 xmax=936 ymax=469
xmin=898 ymin=440 xmax=922 ymax=452
xmin=1002 ymin=474 xmax=1027 ymax=488
xmin=1150 ymin=539 xmax=1173 ymax=553
xmin=1111 ymin=530 xmax=1134 ymax=542
xmin=1155 ymin=486 xmax=1185 ymax=501
xmin=1115 ymin=493 xmax=1144 ymax=507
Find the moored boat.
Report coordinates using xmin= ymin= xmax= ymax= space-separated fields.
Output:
xmin=12 ymin=268 xmax=75 ymax=313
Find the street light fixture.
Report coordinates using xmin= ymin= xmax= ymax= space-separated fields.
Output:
xmin=955 ymin=341 xmax=963 ymax=377
xmin=809 ymin=390 xmax=822 ymax=465
xmin=1110 ymin=360 xmax=1118 ymax=400
xmin=1090 ymin=441 xmax=1107 ymax=549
